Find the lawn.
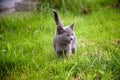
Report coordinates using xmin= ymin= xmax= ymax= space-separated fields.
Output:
xmin=0 ymin=8 xmax=120 ymax=80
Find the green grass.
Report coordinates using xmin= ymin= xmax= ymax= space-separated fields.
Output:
xmin=0 ymin=9 xmax=120 ymax=80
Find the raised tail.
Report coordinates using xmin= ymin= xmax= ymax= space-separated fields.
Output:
xmin=53 ymin=10 xmax=63 ymax=27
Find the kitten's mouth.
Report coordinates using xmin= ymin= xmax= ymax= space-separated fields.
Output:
xmin=65 ymin=40 xmax=71 ymax=44
xmin=68 ymin=41 xmax=71 ymax=44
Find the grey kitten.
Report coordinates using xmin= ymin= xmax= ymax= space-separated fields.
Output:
xmin=53 ymin=10 xmax=77 ymax=57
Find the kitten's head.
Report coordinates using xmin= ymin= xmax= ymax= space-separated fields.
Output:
xmin=57 ymin=23 xmax=75 ymax=44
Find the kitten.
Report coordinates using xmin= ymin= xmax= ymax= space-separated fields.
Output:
xmin=53 ymin=10 xmax=77 ymax=57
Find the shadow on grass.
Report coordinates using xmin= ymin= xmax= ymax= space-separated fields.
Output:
xmin=0 ymin=61 xmax=16 ymax=79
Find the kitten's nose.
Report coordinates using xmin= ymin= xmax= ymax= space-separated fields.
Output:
xmin=70 ymin=38 xmax=73 ymax=40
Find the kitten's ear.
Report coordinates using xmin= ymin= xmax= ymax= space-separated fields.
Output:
xmin=69 ymin=23 xmax=74 ymax=30
xmin=57 ymin=25 xmax=64 ymax=34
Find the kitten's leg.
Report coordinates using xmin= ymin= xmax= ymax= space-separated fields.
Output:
xmin=66 ymin=46 xmax=72 ymax=57
xmin=71 ymin=42 xmax=77 ymax=54
xmin=72 ymin=48 xmax=75 ymax=54
xmin=57 ymin=50 xmax=64 ymax=58
xmin=71 ymin=36 xmax=77 ymax=54
xmin=72 ymin=47 xmax=77 ymax=54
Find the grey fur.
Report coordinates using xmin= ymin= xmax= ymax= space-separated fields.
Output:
xmin=53 ymin=10 xmax=77 ymax=57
